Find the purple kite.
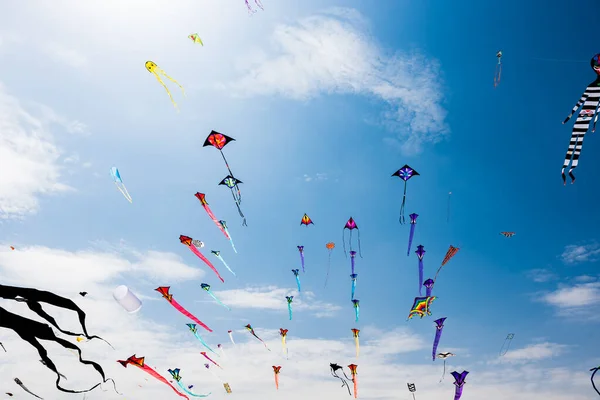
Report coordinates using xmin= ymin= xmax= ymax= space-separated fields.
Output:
xmin=407 ymin=213 xmax=418 ymax=256
xmin=297 ymin=246 xmax=305 ymax=273
xmin=350 ymin=274 xmax=358 ymax=300
xmin=451 ymin=371 xmax=469 ymax=400
xmin=391 ymin=164 xmax=419 ymax=224
xmin=343 ymin=217 xmax=362 ymax=257
xmin=423 ymin=278 xmax=434 ymax=297
xmin=416 ymin=246 xmax=426 ymax=295
xmin=432 ymin=317 xmax=446 ymax=361
xmin=349 ymin=250 xmax=357 ymax=275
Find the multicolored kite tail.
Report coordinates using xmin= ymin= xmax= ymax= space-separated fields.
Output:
xmin=219 ymin=220 xmax=238 ymax=253
xmin=245 ymin=324 xmax=271 ymax=351
xmin=211 ymin=250 xmax=236 ymax=277
xmin=286 ymin=296 xmax=294 ymax=320
xmin=451 ymin=371 xmax=469 ymax=400
xmin=168 ymin=368 xmax=211 ymax=398
xmin=352 ymin=299 xmax=360 ymax=322
xmin=194 ymin=193 xmax=229 ymax=239
xmin=432 ymin=317 xmax=446 ymax=361
xmin=297 ymin=245 xmax=305 ymax=273
xmin=186 ymin=324 xmax=218 ymax=356
xmin=330 ymin=363 xmax=351 ymax=396
xmin=292 ymin=269 xmax=301 ymax=292
xmin=119 ymin=355 xmax=189 ymax=399
xmin=155 ymin=287 xmax=212 ymax=332
xmin=407 ymin=213 xmax=418 ymax=256
xmin=348 ymin=364 xmax=358 ymax=399
xmin=416 ymin=245 xmax=426 ymax=296
xmin=343 ymin=217 xmax=363 ymax=258
xmin=391 ymin=164 xmax=419 ymax=224
xmin=201 ymin=283 xmax=230 ymax=310
xmin=351 ymin=329 xmax=360 ymax=358
xmin=180 ymin=235 xmax=225 ymax=283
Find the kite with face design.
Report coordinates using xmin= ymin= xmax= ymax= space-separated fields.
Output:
xmin=292 ymin=269 xmax=301 ymax=292
xmin=561 ymin=54 xmax=600 ymax=184
xmin=219 ymin=176 xmax=247 ymax=226
xmin=145 ymin=61 xmax=184 ymax=110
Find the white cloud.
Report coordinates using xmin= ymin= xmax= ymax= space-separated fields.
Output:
xmin=493 ymin=342 xmax=569 ymax=364
xmin=560 ymin=244 xmax=600 ymax=264
xmin=526 ymin=268 xmax=558 ymax=283
xmin=0 ymin=83 xmax=76 ymax=219
xmin=225 ymin=8 xmax=448 ymax=154
xmin=302 ymin=173 xmax=328 ymax=182
xmin=42 ymin=41 xmax=88 ymax=69
xmin=542 ymin=282 xmax=600 ymax=309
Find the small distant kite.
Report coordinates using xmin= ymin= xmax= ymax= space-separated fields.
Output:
xmin=168 ymin=368 xmax=211 ymax=398
xmin=343 ymin=217 xmax=362 ymax=257
xmin=434 ymin=245 xmax=460 ymax=282
xmin=351 ymin=329 xmax=360 ymax=358
xmin=500 ymin=232 xmax=515 ymax=238
xmin=415 ymin=245 xmax=426 ymax=295
xmin=272 ymin=366 xmax=281 ymax=390
xmin=279 ymin=329 xmax=288 ymax=358
xmin=186 ymin=324 xmax=217 ymax=355
xmin=436 ymin=352 xmax=455 ymax=382
xmin=79 ymin=292 xmax=88 ymax=297
xmin=9 ymin=246 xmax=14 ymax=250
xmin=110 ymin=167 xmax=132 ymax=203
xmin=292 ymin=269 xmax=301 ymax=292
xmin=145 ymin=61 xmax=184 ymax=110
xmin=297 ymin=245 xmax=305 ymax=273
xmin=286 ymin=296 xmax=293 ymax=320
xmin=494 ymin=51 xmax=502 ymax=88
xmin=245 ymin=324 xmax=270 ymax=351
xmin=451 ymin=371 xmax=469 ymax=400
xmin=300 ymin=214 xmax=314 ymax=226
xmin=14 ymin=378 xmax=42 ymax=399
xmin=324 ymin=242 xmax=335 ymax=287
xmin=391 ymin=164 xmax=419 ymax=224
xmin=201 ymin=283 xmax=230 ymax=310
xmin=423 ymin=278 xmax=434 ymax=297
xmin=499 ymin=333 xmax=515 ymax=356
xmin=432 ymin=318 xmax=446 ymax=361
xmin=188 ymin=33 xmax=203 ymax=46
xmin=407 ymin=383 xmax=416 ymax=400
xmin=245 ymin=0 xmax=264 ymax=14
xmin=352 ymin=299 xmax=360 ymax=322
xmin=211 ymin=251 xmax=236 ymax=277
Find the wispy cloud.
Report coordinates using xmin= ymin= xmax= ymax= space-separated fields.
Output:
xmin=541 ymin=281 xmax=600 ymax=309
xmin=224 ymin=8 xmax=448 ymax=154
xmin=492 ymin=342 xmax=569 ymax=364
xmin=560 ymin=243 xmax=600 ymax=264
xmin=526 ymin=268 xmax=558 ymax=283
xmin=303 ymin=173 xmax=328 ymax=182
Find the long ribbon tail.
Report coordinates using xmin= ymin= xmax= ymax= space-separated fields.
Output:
xmin=350 ymin=257 xmax=355 ymax=275
xmin=218 ymin=256 xmax=236 ymax=277
xmin=353 ymin=376 xmax=358 ymax=399
xmin=115 ymin=183 xmax=133 ymax=203
xmin=15 ymin=379 xmax=43 ymax=399
xmin=439 ymin=359 xmax=446 ymax=383
xmin=140 ymin=366 xmax=188 ymax=399
xmin=254 ymin=0 xmax=264 ymax=10
xmin=399 ymin=182 xmax=407 ymax=224
xmin=355 ymin=307 xmax=359 ymax=323
xmin=288 ymin=304 xmax=292 ymax=320
xmin=454 ymin=385 xmax=464 ymax=400
xmin=228 ymin=333 xmax=236 ymax=345
xmin=0 ymin=342 xmax=5 ymax=352
xmin=300 ymin=252 xmax=305 ymax=273
xmin=177 ymin=381 xmax=211 ymax=398
xmin=325 ymin=252 xmax=332 ymax=288
xmin=274 ymin=374 xmax=279 ymax=390
xmin=230 ymin=190 xmax=247 ymax=227
xmin=151 ymin=71 xmax=179 ymax=110
xmin=355 ymin=337 xmax=359 ymax=358
xmin=407 ymin=225 xmax=415 ymax=256
xmin=419 ymin=259 xmax=424 ymax=296
xmin=343 ymin=229 xmax=348 ymax=257
xmin=208 ymin=291 xmax=230 ymax=311
xmin=159 ymin=69 xmax=185 ymax=97
xmin=432 ymin=330 xmax=443 ymax=361
xmin=189 ymin=245 xmax=225 ymax=283
xmin=194 ymin=332 xmax=219 ymax=356
xmin=170 ymin=299 xmax=212 ymax=332
xmin=295 ymin=276 xmax=301 ymax=292
xmin=252 ymin=332 xmax=271 ymax=351
xmin=224 ymin=229 xmax=238 ymax=253
xmin=333 ymin=372 xmax=351 ymax=396
xmin=351 ymin=281 xmax=356 ymax=300
xmin=204 ymin=206 xmax=230 ymax=239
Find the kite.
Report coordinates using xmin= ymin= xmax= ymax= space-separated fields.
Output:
xmin=279 ymin=328 xmax=288 ymax=359
xmin=351 ymin=329 xmax=360 ymax=358
xmin=227 ymin=330 xmax=235 ymax=345
xmin=407 ymin=383 xmax=416 ymax=400
xmin=451 ymin=371 xmax=469 ymax=400
xmin=180 ymin=235 xmax=225 ymax=283
xmin=416 ymin=245 xmax=426 ymax=295
xmin=423 ymin=278 xmax=434 ymax=297
xmin=168 ymin=368 xmax=211 ymax=398
xmin=0 ymin=284 xmax=117 ymax=394
xmin=352 ymin=299 xmax=360 ymax=322
xmin=494 ymin=51 xmax=502 ymax=88
xmin=201 ymin=283 xmax=230 ymax=311
xmin=14 ymin=378 xmax=42 ymax=399
xmin=436 ymin=352 xmax=455 ymax=382
xmin=349 ymin=250 xmax=357 ymax=275
xmin=561 ymin=54 xmax=600 ymax=184
xmin=499 ymin=333 xmax=515 ymax=356
xmin=434 ymin=245 xmax=460 ymax=282
xmin=297 ymin=245 xmax=305 ymax=273
xmin=324 ymin=242 xmax=335 ymax=287
xmin=391 ymin=165 xmax=420 ymax=224
xmin=350 ymin=274 xmax=358 ymax=300
xmin=211 ymin=251 xmax=236 ymax=277
xmin=343 ymin=217 xmax=362 ymax=257
xmin=292 ymin=269 xmax=301 ymax=292
xmin=155 ymin=287 xmax=212 ymax=332
xmin=330 ymin=363 xmax=351 ymax=396
xmin=188 ymin=33 xmax=203 ymax=46
xmin=79 ymin=292 xmax=87 ymax=297
xmin=201 ymin=351 xmax=222 ymax=369
xmin=219 ymin=175 xmax=247 ymax=226
xmin=5 ymin=393 xmax=12 ymax=397
xmin=223 ymin=383 xmax=232 ymax=394
xmin=286 ymin=296 xmax=293 ymax=320
xmin=300 ymin=213 xmax=314 ymax=226
xmin=9 ymin=246 xmax=14 ymax=250
xmin=245 ymin=324 xmax=270 ymax=351
xmin=145 ymin=61 xmax=184 ymax=110
xmin=245 ymin=0 xmax=264 ymax=14
xmin=110 ymin=167 xmax=133 ymax=203
xmin=407 ymin=213 xmax=419 ymax=255
xmin=113 ymin=285 xmax=142 ymax=313
xmin=590 ymin=365 xmax=600 ymax=396
xmin=348 ymin=364 xmax=358 ymax=399
xmin=500 ymin=232 xmax=515 ymax=238
xmin=219 ymin=220 xmax=238 ymax=253
xmin=195 ymin=193 xmax=230 ymax=239
xmin=119 ymin=356 xmax=188 ymax=399
xmin=407 ymin=296 xmax=436 ymax=320
xmin=187 ymin=324 xmax=218 ymax=355
xmin=272 ymin=366 xmax=281 ymax=390
xmin=217 ymin=344 xmax=227 ymax=360
xmin=432 ymin=317 xmax=446 ymax=361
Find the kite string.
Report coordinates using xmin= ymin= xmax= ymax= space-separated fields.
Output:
xmin=357 ymin=229 xmax=363 ymax=258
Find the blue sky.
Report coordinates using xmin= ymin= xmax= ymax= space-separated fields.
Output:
xmin=0 ymin=0 xmax=598 ymax=399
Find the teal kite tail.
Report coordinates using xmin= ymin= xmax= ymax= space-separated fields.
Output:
xmin=194 ymin=332 xmax=219 ymax=356
xmin=288 ymin=304 xmax=292 ymax=320
xmin=177 ymin=381 xmax=211 ymax=398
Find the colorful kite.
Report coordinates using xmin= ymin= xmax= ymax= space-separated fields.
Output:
xmin=590 ymin=365 xmax=600 ymax=396
xmin=407 ymin=296 xmax=436 ymax=320
xmin=201 ymin=351 xmax=222 ymax=369
xmin=432 ymin=317 xmax=446 ymax=361
xmin=343 ymin=217 xmax=362 ymax=257
xmin=407 ymin=213 xmax=419 ymax=255
xmin=14 ymin=378 xmax=42 ymax=399
xmin=180 ymin=235 xmax=225 ymax=283
xmin=245 ymin=0 xmax=264 ymax=14
xmin=245 ymin=324 xmax=270 ymax=351
xmin=351 ymin=329 xmax=360 ymax=358
xmin=195 ymin=193 xmax=229 ymax=239
xmin=201 ymin=283 xmax=230 ymax=310
xmin=286 ymin=296 xmax=293 ymax=320
xmin=350 ymin=274 xmax=358 ymax=300
xmin=330 ymin=363 xmax=352 ymax=395
xmin=279 ymin=328 xmax=288 ymax=359
xmin=297 ymin=245 xmax=305 ymax=273
xmin=436 ymin=352 xmax=455 ymax=382
xmin=561 ymin=54 xmax=600 ymax=184
xmin=186 ymin=324 xmax=217 ymax=355
xmin=217 ymin=344 xmax=227 ymax=360
xmin=499 ymin=232 xmax=515 ymax=238
xmin=423 ymin=278 xmax=434 ymax=297
xmin=499 ymin=333 xmax=515 ymax=356
xmin=391 ymin=165 xmax=420 ymax=224
xmin=168 ymin=368 xmax=211 ymax=398
xmin=145 ymin=61 xmax=184 ymax=110
xmin=228 ymin=330 xmax=235 ymax=345
xmin=300 ymin=213 xmax=314 ymax=226
xmin=292 ymin=269 xmax=301 ymax=292
xmin=416 ymin=245 xmax=426 ymax=295
xmin=110 ymin=167 xmax=133 ymax=203
xmin=407 ymin=383 xmax=416 ymax=400
xmin=494 ymin=51 xmax=502 ymax=88
xmin=272 ymin=366 xmax=281 ymax=390
xmin=119 ymin=355 xmax=188 ymax=399
xmin=223 ymin=383 xmax=232 ymax=394
xmin=324 ymin=242 xmax=335 ymax=287
xmin=155 ymin=287 xmax=212 ymax=332
xmin=451 ymin=371 xmax=469 ymax=400
xmin=188 ymin=33 xmax=203 ymax=46
xmin=219 ymin=175 xmax=247 ymax=226
xmin=434 ymin=245 xmax=460 ymax=282
xmin=211 ymin=251 xmax=236 ymax=277
xmin=348 ymin=364 xmax=358 ymax=399
xmin=0 ymin=284 xmax=117 ymax=395
xmin=219 ymin=220 xmax=237 ymax=253
xmin=352 ymin=299 xmax=360 ymax=322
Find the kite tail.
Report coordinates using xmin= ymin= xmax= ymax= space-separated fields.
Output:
xmin=343 ymin=230 xmax=348 ymax=257
xmin=233 ymin=197 xmax=247 ymax=227
xmin=299 ymin=252 xmax=305 ymax=273
xmin=14 ymin=379 xmax=43 ymax=399
xmin=418 ymin=259 xmax=424 ymax=296
xmin=252 ymin=333 xmax=271 ymax=351
xmin=333 ymin=372 xmax=351 ymax=396
xmin=254 ymin=0 xmax=264 ymax=10
xmin=194 ymin=332 xmax=219 ymax=356
xmin=190 ymin=245 xmax=225 ymax=283
xmin=454 ymin=385 xmax=464 ymax=400
xmin=432 ymin=330 xmax=442 ymax=361
xmin=355 ymin=338 xmax=360 ymax=358
xmin=288 ymin=303 xmax=292 ymax=320
xmin=351 ymin=279 xmax=356 ymax=301
xmin=407 ymin=224 xmax=415 ymax=256
xmin=209 ymin=292 xmax=231 ymax=311
xmin=151 ymin=72 xmax=179 ymax=110
xmin=350 ymin=256 xmax=355 ymax=275
xmin=171 ymin=298 xmax=213 ymax=332
xmin=352 ymin=376 xmax=358 ymax=399
xmin=274 ymin=374 xmax=279 ymax=390
xmin=399 ymin=181 xmax=408 ymax=224
xmin=357 ymin=229 xmax=363 ymax=258
xmin=177 ymin=381 xmax=211 ymax=398
xmin=245 ymin=0 xmax=257 ymax=13
xmin=354 ymin=307 xmax=359 ymax=323
xmin=228 ymin=333 xmax=236 ymax=345
xmin=295 ymin=276 xmax=301 ymax=293
xmin=205 ymin=207 xmax=230 ymax=239
xmin=0 ymin=342 xmax=5 ymax=352
xmin=590 ymin=368 xmax=600 ymax=396
xmin=218 ymin=256 xmax=236 ymax=277
xmin=324 ymin=252 xmax=332 ymax=288
xmin=159 ymin=68 xmax=185 ymax=97
xmin=116 ymin=183 xmax=133 ymax=203
xmin=439 ymin=359 xmax=447 ymax=383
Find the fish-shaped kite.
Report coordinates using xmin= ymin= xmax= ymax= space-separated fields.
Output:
xmin=219 ymin=220 xmax=237 ymax=253
xmin=201 ymin=351 xmax=222 ymax=369
xmin=155 ymin=287 xmax=212 ymax=332
xmin=272 ymin=366 xmax=281 ymax=390
xmin=499 ymin=333 xmax=515 ymax=356
xmin=14 ymin=378 xmax=42 ymax=399
xmin=434 ymin=245 xmax=460 ymax=282
xmin=110 ymin=167 xmax=133 ymax=203
xmin=423 ymin=278 xmax=434 ymax=297
xmin=499 ymin=232 xmax=515 ymax=238
xmin=451 ymin=371 xmax=469 ymax=400
xmin=348 ymin=364 xmax=358 ymax=399
xmin=168 ymin=368 xmax=211 ymax=398
xmin=436 ymin=352 xmax=455 ymax=382
xmin=245 ymin=324 xmax=270 ymax=351
xmin=407 ymin=213 xmax=418 ymax=255
xmin=195 ymin=193 xmax=229 ymax=239
xmin=211 ymin=251 xmax=236 ymax=277
xmin=343 ymin=217 xmax=362 ymax=257
xmin=297 ymin=245 xmax=305 ymax=273
xmin=325 ymin=242 xmax=335 ymax=287
xmin=416 ymin=245 xmax=426 ymax=295
xmin=201 ymin=283 xmax=230 ymax=310
xmin=408 ymin=296 xmax=436 ymax=320
xmin=351 ymin=329 xmax=360 ymax=358
xmin=330 ymin=363 xmax=352 ymax=396
xmin=180 ymin=235 xmax=225 ymax=283
xmin=391 ymin=165 xmax=420 ymax=224
xmin=188 ymin=33 xmax=203 ymax=46
xmin=432 ymin=318 xmax=446 ymax=361
xmin=186 ymin=324 xmax=218 ymax=355
xmin=119 ymin=355 xmax=189 ymax=399
xmin=145 ymin=61 xmax=185 ymax=110
xmin=292 ymin=269 xmax=301 ymax=292
xmin=286 ymin=296 xmax=293 ymax=320
xmin=279 ymin=328 xmax=288 ymax=359
xmin=352 ymin=299 xmax=360 ymax=322
xmin=350 ymin=274 xmax=358 ymax=300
